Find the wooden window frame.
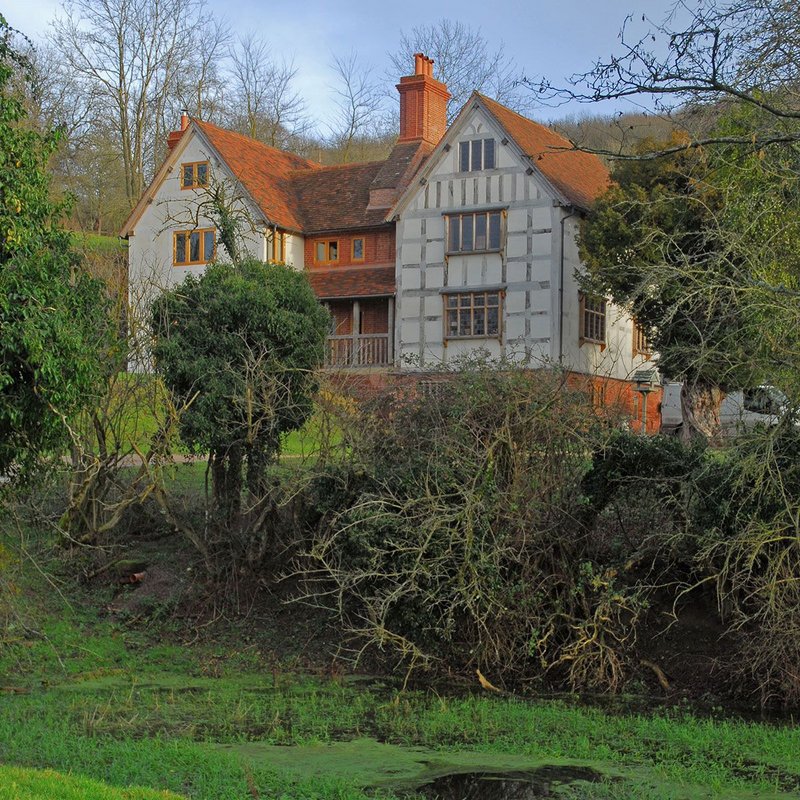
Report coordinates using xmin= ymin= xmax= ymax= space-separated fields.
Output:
xmin=632 ymin=321 xmax=652 ymax=360
xmin=579 ymin=292 xmax=607 ymax=349
xmin=180 ymin=160 xmax=210 ymax=189
xmin=443 ymin=291 xmax=503 ymax=340
xmin=351 ymin=237 xmax=365 ymax=262
xmin=445 ymin=210 xmax=505 ymax=255
xmin=458 ymin=138 xmax=496 ymax=172
xmin=313 ymin=239 xmax=340 ymax=266
xmin=173 ymin=228 xmax=215 ymax=266
xmin=273 ymin=231 xmax=286 ymax=263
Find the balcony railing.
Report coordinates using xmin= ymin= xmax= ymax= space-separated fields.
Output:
xmin=326 ymin=333 xmax=390 ymax=367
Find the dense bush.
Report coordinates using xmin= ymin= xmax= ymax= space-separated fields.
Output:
xmin=303 ymin=363 xmax=646 ymax=690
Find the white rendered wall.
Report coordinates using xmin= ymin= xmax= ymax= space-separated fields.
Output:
xmin=395 ymin=105 xmax=651 ymax=381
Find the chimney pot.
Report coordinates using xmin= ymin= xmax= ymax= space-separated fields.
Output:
xmin=180 ymin=110 xmax=189 ymax=130
xmin=414 ymin=53 xmax=424 ymax=75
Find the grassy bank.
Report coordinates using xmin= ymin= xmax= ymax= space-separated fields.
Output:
xmin=0 ymin=544 xmax=798 ymax=800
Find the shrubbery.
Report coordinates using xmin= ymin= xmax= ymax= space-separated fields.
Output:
xmin=302 ymin=362 xmax=646 ymax=690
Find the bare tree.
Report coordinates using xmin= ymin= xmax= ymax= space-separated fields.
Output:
xmin=51 ymin=0 xmax=205 ymax=206
xmin=169 ymin=15 xmax=231 ymax=125
xmin=328 ymin=50 xmax=391 ymax=163
xmin=530 ymin=1 xmax=800 ymax=156
xmin=388 ymin=19 xmax=533 ymax=122
xmin=228 ymin=33 xmax=309 ymax=148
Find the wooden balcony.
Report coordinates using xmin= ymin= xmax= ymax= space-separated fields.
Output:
xmin=325 ymin=333 xmax=391 ymax=368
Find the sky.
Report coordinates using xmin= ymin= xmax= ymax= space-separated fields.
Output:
xmin=5 ymin=0 xmax=678 ymax=128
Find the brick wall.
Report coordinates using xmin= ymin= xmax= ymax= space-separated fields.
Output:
xmin=305 ymin=228 xmax=394 ymax=269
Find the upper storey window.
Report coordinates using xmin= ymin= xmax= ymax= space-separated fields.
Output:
xmin=181 ymin=161 xmax=209 ymax=189
xmin=459 ymin=139 xmax=496 ymax=172
xmin=314 ymin=239 xmax=339 ymax=265
xmin=446 ymin=210 xmax=503 ymax=254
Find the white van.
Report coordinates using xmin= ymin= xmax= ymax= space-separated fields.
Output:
xmin=660 ymin=384 xmax=788 ymax=435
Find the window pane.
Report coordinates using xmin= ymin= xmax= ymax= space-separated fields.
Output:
xmin=447 ymin=309 xmax=459 ymax=336
xmin=182 ymin=164 xmax=193 ymax=187
xmin=328 ymin=241 xmax=338 ymax=261
xmin=316 ymin=242 xmax=326 ymax=262
xmin=459 ymin=294 xmax=471 ymax=307
xmin=353 ymin=238 xmax=364 ymax=259
xmin=461 ymin=215 xmax=474 ymax=251
xmin=196 ymin=162 xmax=208 ymax=186
xmin=473 ymin=307 xmax=485 ymax=336
xmin=190 ymin=232 xmax=201 ymax=262
xmin=447 ymin=295 xmax=458 ymax=308
xmin=489 ymin=212 xmax=501 ymax=250
xmin=459 ymin=310 xmax=472 ymax=336
xmin=484 ymin=139 xmax=495 ymax=169
xmin=459 ymin=141 xmax=470 ymax=172
xmin=475 ymin=214 xmax=487 ymax=250
xmin=487 ymin=307 xmax=499 ymax=335
xmin=471 ymin=140 xmax=482 ymax=171
xmin=448 ymin=216 xmax=460 ymax=252
xmin=204 ymin=230 xmax=214 ymax=261
xmin=175 ymin=233 xmax=186 ymax=264
xmin=487 ymin=293 xmax=499 ymax=306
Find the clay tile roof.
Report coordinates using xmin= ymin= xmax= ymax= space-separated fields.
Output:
xmin=307 ymin=265 xmax=395 ymax=299
xmin=291 ymin=161 xmax=389 ymax=233
xmin=195 ymin=120 xmax=320 ymax=231
xmin=477 ymin=94 xmax=610 ymax=209
xmin=371 ymin=140 xmax=434 ymax=191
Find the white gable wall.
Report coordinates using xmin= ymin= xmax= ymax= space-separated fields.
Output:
xmin=394 ymin=105 xmax=650 ymax=382
xmin=127 ymin=129 xmax=305 ymax=316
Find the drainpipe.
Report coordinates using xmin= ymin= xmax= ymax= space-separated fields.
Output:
xmin=558 ymin=206 xmax=579 ymax=364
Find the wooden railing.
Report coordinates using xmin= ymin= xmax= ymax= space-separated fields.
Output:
xmin=326 ymin=333 xmax=390 ymax=367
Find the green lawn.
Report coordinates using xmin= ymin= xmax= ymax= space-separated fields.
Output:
xmin=0 ymin=544 xmax=798 ymax=800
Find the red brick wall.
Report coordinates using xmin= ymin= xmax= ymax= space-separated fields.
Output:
xmin=565 ymin=373 xmax=663 ymax=434
xmin=306 ymin=228 xmax=394 ymax=270
xmin=359 ymin=300 xmax=389 ymax=334
xmin=328 ymin=301 xmax=352 ymax=334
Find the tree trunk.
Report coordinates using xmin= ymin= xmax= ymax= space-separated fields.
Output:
xmin=680 ymin=381 xmax=725 ymax=443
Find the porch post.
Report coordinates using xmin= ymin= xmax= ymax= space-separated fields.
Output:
xmin=387 ymin=296 xmax=395 ymax=365
xmin=352 ymin=300 xmax=361 ymax=366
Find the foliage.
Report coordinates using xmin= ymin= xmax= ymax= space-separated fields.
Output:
xmin=302 ymin=362 xmax=646 ymax=690
xmin=0 ymin=14 xmax=111 ymax=477
xmin=151 ymin=258 xmax=328 ymax=533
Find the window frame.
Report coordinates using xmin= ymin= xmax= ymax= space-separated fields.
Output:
xmin=173 ymin=228 xmax=216 ymax=267
xmin=445 ymin=210 xmax=505 ymax=255
xmin=180 ymin=160 xmax=210 ymax=190
xmin=579 ymin=292 xmax=607 ymax=349
xmin=443 ymin=290 xmax=503 ymax=340
xmin=272 ymin=231 xmax=286 ymax=263
xmin=351 ymin=237 xmax=365 ymax=262
xmin=313 ymin=239 xmax=340 ymax=266
xmin=458 ymin=138 xmax=496 ymax=172
xmin=632 ymin=321 xmax=652 ymax=359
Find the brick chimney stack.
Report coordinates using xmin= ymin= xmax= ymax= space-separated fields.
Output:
xmin=396 ymin=53 xmax=450 ymax=146
xmin=166 ymin=110 xmax=190 ymax=150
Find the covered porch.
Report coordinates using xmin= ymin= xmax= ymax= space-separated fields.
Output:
xmin=324 ymin=296 xmax=394 ymax=368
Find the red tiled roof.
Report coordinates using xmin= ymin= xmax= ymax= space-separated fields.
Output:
xmin=370 ymin=140 xmax=434 ymax=192
xmin=477 ymin=94 xmax=611 ymax=209
xmin=195 ymin=120 xmax=320 ymax=231
xmin=291 ymin=161 xmax=389 ymax=233
xmin=307 ymin=266 xmax=395 ymax=299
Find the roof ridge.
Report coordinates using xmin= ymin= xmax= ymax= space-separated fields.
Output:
xmin=476 ymin=93 xmax=574 ymax=150
xmin=193 ymin=119 xmax=321 ymax=171
xmin=289 ymin=158 xmax=387 ymax=176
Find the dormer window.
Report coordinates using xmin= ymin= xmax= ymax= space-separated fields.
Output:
xmin=181 ymin=161 xmax=209 ymax=189
xmin=459 ymin=139 xmax=496 ymax=172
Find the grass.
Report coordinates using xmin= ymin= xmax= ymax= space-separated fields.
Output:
xmin=0 ymin=766 xmax=182 ymax=800
xmin=1 ymin=532 xmax=799 ymax=799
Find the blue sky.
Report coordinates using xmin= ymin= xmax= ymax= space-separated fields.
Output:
xmin=7 ymin=0 xmax=676 ymax=126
